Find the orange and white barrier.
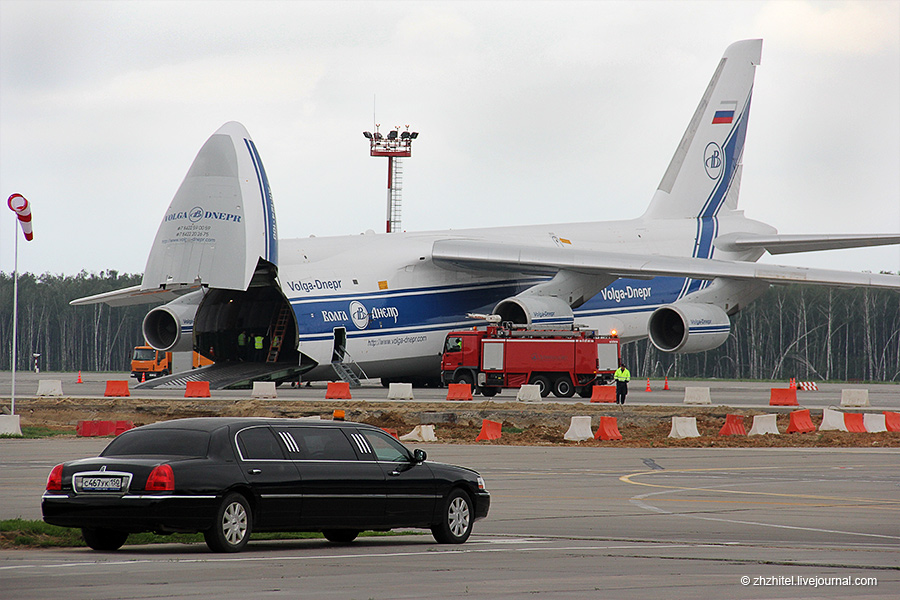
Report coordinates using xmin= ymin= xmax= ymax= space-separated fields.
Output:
xmin=563 ymin=416 xmax=593 ymax=441
xmin=589 ymin=385 xmax=615 ymax=403
xmin=475 ymin=419 xmax=502 ymax=441
xmin=324 ymin=381 xmax=350 ymax=399
xmin=840 ymin=389 xmax=869 ymax=407
xmin=400 ymin=424 xmax=438 ymax=442
xmin=104 ymin=380 xmax=130 ymax=397
xmin=786 ymin=409 xmax=815 ymax=433
xmin=798 ymin=381 xmax=818 ymax=391
xmin=683 ymin=387 xmax=711 ymax=405
xmin=748 ymin=414 xmax=779 ymax=435
xmin=884 ymin=411 xmax=900 ymax=432
xmin=769 ymin=388 xmax=798 ymax=406
xmin=594 ymin=416 xmax=622 ymax=441
xmin=667 ymin=416 xmax=700 ymax=439
xmin=446 ymin=383 xmax=473 ymax=401
xmin=185 ymin=381 xmax=211 ymax=398
xmin=252 ymin=381 xmax=278 ymax=399
xmin=843 ymin=412 xmax=866 ymax=433
xmin=387 ymin=382 xmax=414 ymax=400
xmin=863 ymin=413 xmax=887 ymax=433
xmin=819 ymin=408 xmax=847 ymax=431
xmin=516 ymin=384 xmax=542 ymax=402
xmin=718 ymin=414 xmax=746 ymax=436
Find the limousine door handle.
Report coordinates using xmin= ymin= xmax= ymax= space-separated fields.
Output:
xmin=248 ymin=469 xmax=262 ymax=475
xmin=389 ymin=470 xmax=402 ymax=477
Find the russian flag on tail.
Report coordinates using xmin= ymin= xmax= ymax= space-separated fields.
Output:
xmin=8 ymin=194 xmax=33 ymax=241
xmin=712 ymin=100 xmax=738 ymax=124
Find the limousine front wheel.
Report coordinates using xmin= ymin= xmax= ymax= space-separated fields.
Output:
xmin=431 ymin=488 xmax=473 ymax=544
xmin=205 ymin=492 xmax=252 ymax=553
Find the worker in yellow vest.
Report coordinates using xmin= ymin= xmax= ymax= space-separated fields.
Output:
xmin=614 ymin=362 xmax=630 ymax=405
xmin=253 ymin=334 xmax=265 ymax=361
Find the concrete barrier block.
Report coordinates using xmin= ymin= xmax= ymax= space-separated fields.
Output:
xmin=36 ymin=379 xmax=63 ymax=397
xmin=251 ymin=381 xmax=277 ymax=399
xmin=517 ymin=384 xmax=542 ymax=402
xmin=400 ymin=424 xmax=437 ymax=442
xmin=683 ymin=387 xmax=711 ymax=405
xmin=387 ymin=382 xmax=414 ymax=400
xmin=0 ymin=415 xmax=22 ymax=436
xmin=668 ymin=416 xmax=700 ymax=439
xmin=748 ymin=414 xmax=779 ymax=435
xmin=819 ymin=408 xmax=848 ymax=431
xmin=863 ymin=413 xmax=887 ymax=433
xmin=840 ymin=389 xmax=869 ymax=407
xmin=563 ymin=416 xmax=593 ymax=441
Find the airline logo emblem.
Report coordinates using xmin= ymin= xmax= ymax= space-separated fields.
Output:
xmin=704 ymin=142 xmax=723 ymax=180
xmin=349 ymin=301 xmax=369 ymax=329
xmin=164 ymin=205 xmax=242 ymax=224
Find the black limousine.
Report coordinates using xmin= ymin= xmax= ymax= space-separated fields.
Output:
xmin=42 ymin=417 xmax=490 ymax=552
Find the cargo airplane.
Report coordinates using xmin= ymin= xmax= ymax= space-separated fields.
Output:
xmin=73 ymin=39 xmax=900 ymax=388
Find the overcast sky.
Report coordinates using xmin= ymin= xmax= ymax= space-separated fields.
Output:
xmin=1 ymin=0 xmax=898 ymax=279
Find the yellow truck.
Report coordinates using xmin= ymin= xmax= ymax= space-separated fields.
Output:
xmin=131 ymin=346 xmax=213 ymax=381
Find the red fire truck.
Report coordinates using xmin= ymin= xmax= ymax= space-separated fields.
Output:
xmin=441 ymin=325 xmax=620 ymax=398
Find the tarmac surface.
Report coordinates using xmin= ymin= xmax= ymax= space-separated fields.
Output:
xmin=2 ymin=372 xmax=899 ymax=598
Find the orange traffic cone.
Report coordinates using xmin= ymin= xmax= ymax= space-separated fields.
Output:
xmin=141 ymin=372 xmax=146 ymax=383
xmin=663 ymin=376 xmax=669 ymax=391
xmin=789 ymin=377 xmax=796 ymax=390
xmin=76 ymin=371 xmax=83 ymax=384
xmin=645 ymin=378 xmax=651 ymax=392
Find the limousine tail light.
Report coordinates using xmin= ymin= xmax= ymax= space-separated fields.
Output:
xmin=145 ymin=464 xmax=174 ymax=491
xmin=477 ymin=476 xmax=486 ymax=491
xmin=46 ymin=464 xmax=63 ymax=491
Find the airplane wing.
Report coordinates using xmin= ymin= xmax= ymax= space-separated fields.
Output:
xmin=69 ymin=283 xmax=202 ymax=307
xmin=431 ymin=239 xmax=900 ymax=289
xmin=714 ymin=233 xmax=900 ymax=255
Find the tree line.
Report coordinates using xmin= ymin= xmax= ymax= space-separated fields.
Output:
xmin=2 ymin=271 xmax=899 ymax=381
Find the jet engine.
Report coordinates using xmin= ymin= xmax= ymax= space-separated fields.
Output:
xmin=492 ymin=296 xmax=574 ymax=326
xmin=142 ymin=291 xmax=203 ymax=353
xmin=648 ymin=302 xmax=730 ymax=353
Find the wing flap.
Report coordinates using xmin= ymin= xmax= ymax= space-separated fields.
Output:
xmin=431 ymin=239 xmax=900 ymax=290
xmin=715 ymin=233 xmax=900 ymax=255
xmin=69 ymin=283 xmax=201 ymax=307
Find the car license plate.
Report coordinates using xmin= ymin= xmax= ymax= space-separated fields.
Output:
xmin=79 ymin=476 xmax=124 ymax=492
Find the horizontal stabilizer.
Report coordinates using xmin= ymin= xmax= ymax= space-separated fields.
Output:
xmin=715 ymin=233 xmax=900 ymax=255
xmin=69 ymin=283 xmax=201 ymax=307
xmin=432 ymin=239 xmax=900 ymax=290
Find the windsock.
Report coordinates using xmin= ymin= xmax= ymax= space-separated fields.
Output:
xmin=8 ymin=194 xmax=33 ymax=241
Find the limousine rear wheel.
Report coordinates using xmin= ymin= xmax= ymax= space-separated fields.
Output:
xmin=431 ymin=488 xmax=473 ymax=544
xmin=82 ymin=527 xmax=128 ymax=551
xmin=322 ymin=529 xmax=359 ymax=543
xmin=205 ymin=492 xmax=252 ymax=553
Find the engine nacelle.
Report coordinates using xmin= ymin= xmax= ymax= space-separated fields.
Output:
xmin=648 ymin=303 xmax=730 ymax=353
xmin=493 ymin=296 xmax=574 ymax=326
xmin=142 ymin=291 xmax=202 ymax=353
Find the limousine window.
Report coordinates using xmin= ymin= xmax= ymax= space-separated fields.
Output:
xmin=276 ymin=427 xmax=357 ymax=461
xmin=236 ymin=427 xmax=285 ymax=460
xmin=102 ymin=429 xmax=210 ymax=457
xmin=361 ymin=430 xmax=410 ymax=462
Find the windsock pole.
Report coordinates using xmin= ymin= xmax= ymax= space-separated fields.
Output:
xmin=8 ymin=194 xmax=34 ymax=417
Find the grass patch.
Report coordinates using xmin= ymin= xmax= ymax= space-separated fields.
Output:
xmin=0 ymin=426 xmax=72 ymax=440
xmin=1 ymin=519 xmax=421 ymax=549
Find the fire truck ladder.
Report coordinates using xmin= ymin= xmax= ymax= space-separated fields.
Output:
xmin=266 ymin=304 xmax=292 ymax=363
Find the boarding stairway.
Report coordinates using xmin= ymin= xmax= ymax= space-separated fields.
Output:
xmin=136 ymin=361 xmax=305 ymax=391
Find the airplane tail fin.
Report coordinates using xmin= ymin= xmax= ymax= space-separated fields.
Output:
xmin=643 ymin=39 xmax=762 ymax=220
xmin=142 ymin=121 xmax=278 ymax=293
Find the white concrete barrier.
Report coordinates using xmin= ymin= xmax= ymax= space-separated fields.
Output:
xmin=517 ymin=384 xmax=542 ymax=402
xmin=563 ymin=416 xmax=593 ymax=441
xmin=863 ymin=413 xmax=887 ymax=433
xmin=683 ymin=387 xmax=711 ymax=405
xmin=819 ymin=408 xmax=848 ymax=431
xmin=251 ymin=381 xmax=277 ymax=399
xmin=36 ymin=379 xmax=64 ymax=397
xmin=387 ymin=382 xmax=414 ymax=400
xmin=748 ymin=414 xmax=779 ymax=435
xmin=400 ymin=424 xmax=437 ymax=442
xmin=0 ymin=415 xmax=22 ymax=436
xmin=840 ymin=389 xmax=870 ymax=407
xmin=668 ymin=416 xmax=700 ymax=439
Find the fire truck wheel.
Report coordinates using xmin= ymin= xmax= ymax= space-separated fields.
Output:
xmin=553 ymin=376 xmax=575 ymax=398
xmin=529 ymin=375 xmax=551 ymax=397
xmin=453 ymin=371 xmax=474 ymax=386
xmin=480 ymin=387 xmax=499 ymax=397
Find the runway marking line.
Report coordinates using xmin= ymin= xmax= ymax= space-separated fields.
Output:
xmin=619 ymin=466 xmax=900 ymax=506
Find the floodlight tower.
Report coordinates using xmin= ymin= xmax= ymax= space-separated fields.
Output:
xmin=363 ymin=126 xmax=418 ymax=233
